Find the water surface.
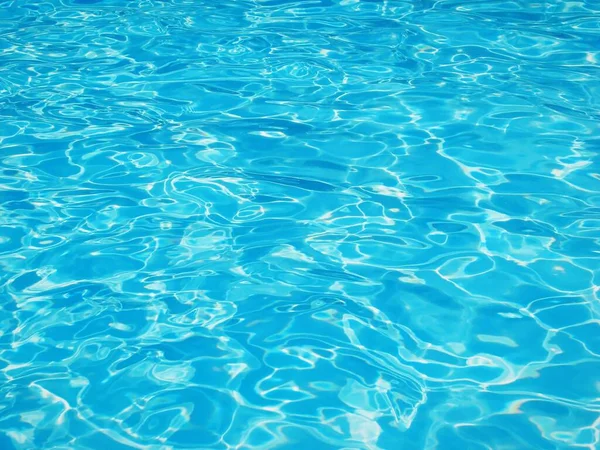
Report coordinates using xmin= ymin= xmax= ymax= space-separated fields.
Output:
xmin=1 ymin=0 xmax=600 ymax=449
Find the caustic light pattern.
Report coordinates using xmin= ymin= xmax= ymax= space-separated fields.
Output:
xmin=1 ymin=0 xmax=600 ymax=449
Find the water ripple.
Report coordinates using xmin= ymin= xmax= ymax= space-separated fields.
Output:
xmin=1 ymin=0 xmax=600 ymax=449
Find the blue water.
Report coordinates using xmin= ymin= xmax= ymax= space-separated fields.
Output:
xmin=1 ymin=0 xmax=599 ymax=448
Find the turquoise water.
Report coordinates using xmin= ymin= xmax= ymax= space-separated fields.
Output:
xmin=1 ymin=0 xmax=600 ymax=448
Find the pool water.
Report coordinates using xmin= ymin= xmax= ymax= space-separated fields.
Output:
xmin=1 ymin=0 xmax=599 ymax=448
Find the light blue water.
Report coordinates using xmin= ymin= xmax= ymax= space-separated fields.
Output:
xmin=1 ymin=0 xmax=600 ymax=448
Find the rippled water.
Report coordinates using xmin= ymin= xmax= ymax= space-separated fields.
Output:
xmin=1 ymin=0 xmax=600 ymax=448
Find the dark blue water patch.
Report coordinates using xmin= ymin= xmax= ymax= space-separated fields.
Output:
xmin=0 ymin=433 xmax=16 ymax=450
xmin=0 ymin=226 xmax=26 ymax=254
xmin=551 ymin=236 xmax=600 ymax=258
xmin=492 ymin=218 xmax=556 ymax=237
xmin=0 ymin=190 xmax=28 ymax=204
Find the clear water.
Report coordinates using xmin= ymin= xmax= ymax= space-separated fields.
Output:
xmin=1 ymin=0 xmax=599 ymax=448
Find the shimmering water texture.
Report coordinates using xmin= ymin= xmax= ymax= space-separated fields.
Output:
xmin=1 ymin=0 xmax=600 ymax=449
